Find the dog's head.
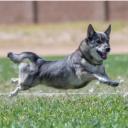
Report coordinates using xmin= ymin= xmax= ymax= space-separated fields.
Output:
xmin=85 ymin=24 xmax=111 ymax=62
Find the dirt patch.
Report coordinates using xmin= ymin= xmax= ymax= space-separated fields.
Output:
xmin=0 ymin=29 xmax=128 ymax=57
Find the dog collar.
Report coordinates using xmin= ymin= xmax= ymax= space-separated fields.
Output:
xmin=79 ymin=46 xmax=103 ymax=66
xmin=83 ymin=54 xmax=103 ymax=66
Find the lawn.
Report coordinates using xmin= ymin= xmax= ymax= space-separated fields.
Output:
xmin=0 ymin=54 xmax=128 ymax=127
xmin=0 ymin=96 xmax=128 ymax=128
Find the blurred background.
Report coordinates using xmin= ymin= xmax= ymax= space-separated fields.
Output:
xmin=0 ymin=1 xmax=127 ymax=56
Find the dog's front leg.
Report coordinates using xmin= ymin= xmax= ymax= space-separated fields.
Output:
xmin=93 ymin=74 xmax=120 ymax=87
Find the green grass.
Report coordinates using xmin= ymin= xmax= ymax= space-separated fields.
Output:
xmin=0 ymin=96 xmax=128 ymax=128
xmin=0 ymin=54 xmax=128 ymax=127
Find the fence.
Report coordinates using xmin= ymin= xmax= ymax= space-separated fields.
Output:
xmin=0 ymin=1 xmax=127 ymax=24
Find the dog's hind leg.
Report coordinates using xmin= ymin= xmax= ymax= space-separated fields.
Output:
xmin=11 ymin=78 xmax=19 ymax=85
xmin=9 ymin=63 xmax=30 ymax=97
xmin=9 ymin=62 xmax=38 ymax=97
xmin=9 ymin=86 xmax=22 ymax=97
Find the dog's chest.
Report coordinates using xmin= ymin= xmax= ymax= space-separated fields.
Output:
xmin=81 ymin=58 xmax=102 ymax=73
xmin=71 ymin=58 xmax=102 ymax=86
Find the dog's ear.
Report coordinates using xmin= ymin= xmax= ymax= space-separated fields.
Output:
xmin=87 ymin=24 xmax=95 ymax=38
xmin=105 ymin=25 xmax=111 ymax=37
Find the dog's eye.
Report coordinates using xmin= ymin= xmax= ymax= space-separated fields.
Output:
xmin=96 ymin=40 xmax=102 ymax=44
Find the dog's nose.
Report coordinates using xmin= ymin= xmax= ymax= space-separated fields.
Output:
xmin=106 ymin=48 xmax=110 ymax=52
xmin=7 ymin=52 xmax=13 ymax=58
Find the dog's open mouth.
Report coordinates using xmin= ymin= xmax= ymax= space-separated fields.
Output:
xmin=97 ymin=50 xmax=107 ymax=59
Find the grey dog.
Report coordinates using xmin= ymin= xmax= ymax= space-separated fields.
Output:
xmin=8 ymin=24 xmax=120 ymax=97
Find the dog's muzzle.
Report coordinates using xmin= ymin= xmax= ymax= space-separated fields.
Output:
xmin=97 ymin=47 xmax=110 ymax=59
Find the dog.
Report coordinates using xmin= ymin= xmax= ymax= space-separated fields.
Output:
xmin=7 ymin=24 xmax=120 ymax=97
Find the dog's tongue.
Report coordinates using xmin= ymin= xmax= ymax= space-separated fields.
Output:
xmin=101 ymin=53 xmax=107 ymax=59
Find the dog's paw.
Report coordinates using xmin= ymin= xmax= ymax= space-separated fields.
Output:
xmin=111 ymin=80 xmax=120 ymax=87
xmin=119 ymin=79 xmax=124 ymax=84
xmin=8 ymin=93 xmax=14 ymax=97
xmin=8 ymin=91 xmax=18 ymax=97
xmin=8 ymin=93 xmax=15 ymax=97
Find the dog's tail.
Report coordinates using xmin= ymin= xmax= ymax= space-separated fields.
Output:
xmin=7 ymin=52 xmax=44 ymax=64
